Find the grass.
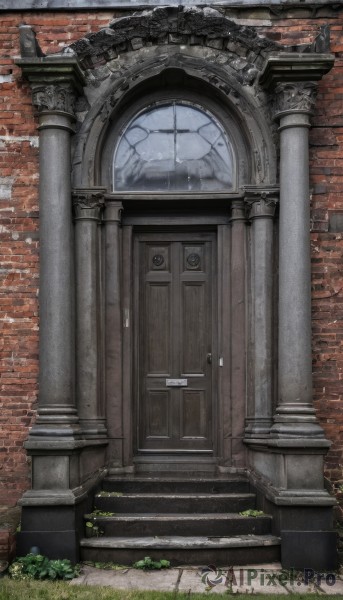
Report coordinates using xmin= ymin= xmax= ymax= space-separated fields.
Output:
xmin=0 ymin=579 xmax=342 ymax=600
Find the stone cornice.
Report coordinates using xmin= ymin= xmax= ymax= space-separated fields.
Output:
xmin=16 ymin=56 xmax=86 ymax=115
xmin=259 ymin=53 xmax=334 ymax=90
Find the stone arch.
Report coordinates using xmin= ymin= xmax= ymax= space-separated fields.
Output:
xmin=72 ymin=48 xmax=278 ymax=189
xmin=68 ymin=6 xmax=281 ymax=189
xmin=67 ymin=6 xmax=279 ymax=74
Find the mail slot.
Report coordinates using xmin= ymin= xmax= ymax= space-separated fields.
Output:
xmin=166 ymin=378 xmax=188 ymax=387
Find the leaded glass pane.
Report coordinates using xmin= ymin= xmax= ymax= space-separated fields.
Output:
xmin=113 ymin=102 xmax=233 ymax=191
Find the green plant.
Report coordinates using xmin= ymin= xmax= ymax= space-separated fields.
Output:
xmin=8 ymin=553 xmax=79 ymax=581
xmin=96 ymin=491 xmax=123 ymax=497
xmin=132 ymin=556 xmax=170 ymax=570
xmin=85 ymin=522 xmax=104 ymax=537
xmin=87 ymin=509 xmax=115 ymax=517
xmin=239 ymin=509 xmax=265 ymax=517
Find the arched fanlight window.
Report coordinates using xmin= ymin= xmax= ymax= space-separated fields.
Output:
xmin=113 ymin=102 xmax=234 ymax=192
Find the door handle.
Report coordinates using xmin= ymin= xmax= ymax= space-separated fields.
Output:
xmin=207 ymin=353 xmax=212 ymax=364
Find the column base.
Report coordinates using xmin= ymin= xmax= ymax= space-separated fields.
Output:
xmin=245 ymin=417 xmax=272 ymax=438
xmin=30 ymin=405 xmax=82 ymax=438
xmin=80 ymin=420 xmax=108 ymax=439
xmin=271 ymin=402 xmax=327 ymax=438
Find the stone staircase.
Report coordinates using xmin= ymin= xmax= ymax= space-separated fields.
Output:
xmin=80 ymin=474 xmax=281 ymax=566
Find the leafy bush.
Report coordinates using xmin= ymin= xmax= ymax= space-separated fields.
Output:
xmin=9 ymin=553 xmax=80 ymax=581
xmin=133 ymin=556 xmax=170 ymax=570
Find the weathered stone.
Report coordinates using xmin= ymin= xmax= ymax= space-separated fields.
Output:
xmin=131 ymin=37 xmax=144 ymax=51
xmin=67 ymin=7 xmax=281 ymax=71
xmin=168 ymin=33 xmax=187 ymax=45
xmin=189 ymin=35 xmax=203 ymax=46
xmin=206 ymin=37 xmax=223 ymax=50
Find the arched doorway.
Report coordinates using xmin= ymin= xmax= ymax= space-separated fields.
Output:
xmin=91 ymin=68 xmax=266 ymax=472
xmin=16 ymin=9 xmax=336 ymax=567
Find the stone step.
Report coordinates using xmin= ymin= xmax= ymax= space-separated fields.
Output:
xmin=103 ymin=476 xmax=250 ymax=494
xmin=94 ymin=493 xmax=256 ymax=514
xmin=133 ymin=457 xmax=217 ymax=475
xmin=80 ymin=534 xmax=281 ymax=566
xmin=84 ymin=512 xmax=272 ymax=537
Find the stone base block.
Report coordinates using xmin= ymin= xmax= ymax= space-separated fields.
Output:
xmin=16 ymin=530 xmax=79 ymax=563
xmin=281 ymin=530 xmax=338 ymax=571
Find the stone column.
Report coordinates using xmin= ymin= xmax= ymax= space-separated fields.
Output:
xmin=245 ymin=188 xmax=278 ymax=438
xmin=73 ymin=189 xmax=107 ymax=438
xmin=270 ymin=83 xmax=325 ymax=438
xmin=103 ymin=200 xmax=124 ymax=467
xmin=17 ymin=59 xmax=86 ymax=442
xmin=259 ymin=55 xmax=334 ymax=440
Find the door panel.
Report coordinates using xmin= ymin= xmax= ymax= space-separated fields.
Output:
xmin=181 ymin=389 xmax=207 ymax=438
xmin=181 ymin=282 xmax=206 ymax=374
xmin=136 ymin=232 xmax=215 ymax=452
xmin=146 ymin=283 xmax=170 ymax=374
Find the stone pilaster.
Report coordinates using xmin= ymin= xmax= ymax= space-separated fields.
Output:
xmin=229 ymin=201 xmax=247 ymax=466
xmin=103 ymin=201 xmax=124 ymax=468
xmin=73 ymin=188 xmax=107 ymax=438
xmin=244 ymin=187 xmax=278 ymax=438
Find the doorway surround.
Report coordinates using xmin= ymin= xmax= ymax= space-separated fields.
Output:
xmin=16 ymin=8 xmax=336 ymax=568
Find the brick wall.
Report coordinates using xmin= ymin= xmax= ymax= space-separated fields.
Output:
xmin=0 ymin=7 xmax=342 ymax=519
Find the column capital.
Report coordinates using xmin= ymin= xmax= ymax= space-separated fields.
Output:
xmin=32 ymin=83 xmax=76 ymax=115
xmin=103 ymin=200 xmax=123 ymax=224
xmin=229 ymin=199 xmax=246 ymax=223
xmin=259 ymin=53 xmax=334 ymax=121
xmin=244 ymin=186 xmax=279 ymax=220
xmin=16 ymin=56 xmax=86 ymax=118
xmin=272 ymin=82 xmax=318 ymax=121
xmin=73 ymin=188 xmax=106 ymax=221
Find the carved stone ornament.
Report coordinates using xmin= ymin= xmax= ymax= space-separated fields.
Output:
xmin=273 ymin=82 xmax=318 ymax=117
xmin=73 ymin=189 xmax=105 ymax=220
xmin=246 ymin=194 xmax=278 ymax=220
xmin=32 ymin=84 xmax=76 ymax=114
xmin=244 ymin=187 xmax=279 ymax=219
xmin=73 ymin=190 xmax=105 ymax=209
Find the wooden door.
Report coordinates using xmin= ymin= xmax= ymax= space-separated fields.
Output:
xmin=135 ymin=232 xmax=216 ymax=453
